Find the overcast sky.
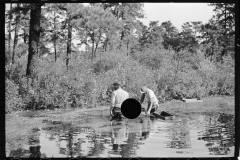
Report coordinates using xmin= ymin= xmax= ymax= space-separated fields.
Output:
xmin=141 ymin=3 xmax=215 ymax=31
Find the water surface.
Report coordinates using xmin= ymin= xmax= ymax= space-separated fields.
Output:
xmin=7 ymin=112 xmax=235 ymax=158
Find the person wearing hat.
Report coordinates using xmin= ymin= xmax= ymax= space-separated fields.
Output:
xmin=140 ymin=86 xmax=159 ymax=117
xmin=110 ymin=82 xmax=129 ymax=117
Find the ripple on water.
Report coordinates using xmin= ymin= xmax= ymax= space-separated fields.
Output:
xmin=7 ymin=112 xmax=235 ymax=158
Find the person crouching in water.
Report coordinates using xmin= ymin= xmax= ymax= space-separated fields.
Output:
xmin=110 ymin=82 xmax=129 ymax=120
xmin=140 ymin=86 xmax=159 ymax=117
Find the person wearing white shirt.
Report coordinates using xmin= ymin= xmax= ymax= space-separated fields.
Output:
xmin=140 ymin=86 xmax=159 ymax=116
xmin=110 ymin=82 xmax=129 ymax=117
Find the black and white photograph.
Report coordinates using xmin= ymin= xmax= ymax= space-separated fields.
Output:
xmin=5 ymin=2 xmax=236 ymax=158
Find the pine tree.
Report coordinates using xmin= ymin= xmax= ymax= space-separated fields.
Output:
xmin=8 ymin=3 xmax=13 ymax=59
xmin=161 ymin=21 xmax=181 ymax=52
xmin=72 ymin=4 xmax=119 ymax=60
xmin=26 ymin=3 xmax=44 ymax=83
xmin=209 ymin=3 xmax=235 ymax=59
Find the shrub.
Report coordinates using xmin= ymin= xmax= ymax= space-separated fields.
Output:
xmin=5 ymin=42 xmax=235 ymax=113
xmin=5 ymin=78 xmax=23 ymax=113
xmin=92 ymin=59 xmax=117 ymax=75
xmin=93 ymin=51 xmax=157 ymax=104
xmin=131 ymin=49 xmax=163 ymax=70
xmin=5 ymin=61 xmax=26 ymax=86
xmin=15 ymin=43 xmax=28 ymax=59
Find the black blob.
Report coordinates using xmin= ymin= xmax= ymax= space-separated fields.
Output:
xmin=121 ymin=98 xmax=141 ymax=119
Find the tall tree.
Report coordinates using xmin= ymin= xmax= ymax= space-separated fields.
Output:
xmin=8 ymin=3 xmax=13 ymax=59
xmin=191 ymin=21 xmax=203 ymax=42
xmin=101 ymin=3 xmax=144 ymax=52
xmin=66 ymin=18 xmax=72 ymax=69
xmin=57 ymin=3 xmax=85 ymax=68
xmin=43 ymin=4 xmax=66 ymax=62
xmin=137 ymin=21 xmax=150 ymax=50
xmin=147 ymin=21 xmax=164 ymax=49
xmin=26 ymin=3 xmax=44 ymax=83
xmin=12 ymin=3 xmax=21 ymax=64
xmin=161 ymin=21 xmax=181 ymax=52
xmin=179 ymin=22 xmax=198 ymax=52
xmin=199 ymin=19 xmax=225 ymax=61
xmin=73 ymin=4 xmax=119 ymax=60
xmin=20 ymin=10 xmax=30 ymax=44
xmin=209 ymin=3 xmax=235 ymax=59
xmin=8 ymin=3 xmax=31 ymax=58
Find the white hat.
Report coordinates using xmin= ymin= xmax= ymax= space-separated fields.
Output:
xmin=140 ymin=86 xmax=147 ymax=94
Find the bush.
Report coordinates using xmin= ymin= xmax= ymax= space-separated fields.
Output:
xmin=131 ymin=49 xmax=164 ymax=70
xmin=5 ymin=78 xmax=23 ymax=113
xmin=92 ymin=59 xmax=117 ymax=75
xmin=15 ymin=43 xmax=28 ymax=59
xmin=5 ymin=61 xmax=26 ymax=85
xmin=93 ymin=51 xmax=157 ymax=104
xmin=5 ymin=43 xmax=235 ymax=113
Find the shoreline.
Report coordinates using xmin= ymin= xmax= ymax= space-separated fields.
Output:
xmin=6 ymin=95 xmax=235 ymax=117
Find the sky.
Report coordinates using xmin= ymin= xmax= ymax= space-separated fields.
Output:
xmin=140 ymin=3 xmax=215 ymax=31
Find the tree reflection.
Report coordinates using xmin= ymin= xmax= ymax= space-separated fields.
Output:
xmin=8 ymin=127 xmax=47 ymax=158
xmin=59 ymin=127 xmax=95 ymax=157
xmin=166 ymin=117 xmax=191 ymax=149
xmin=9 ymin=148 xmax=29 ymax=158
xmin=8 ymin=144 xmax=46 ymax=158
xmin=29 ymin=146 xmax=41 ymax=158
xmin=87 ymin=130 xmax=105 ymax=156
xmin=198 ymin=113 xmax=235 ymax=155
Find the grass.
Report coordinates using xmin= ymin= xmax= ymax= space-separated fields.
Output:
xmin=159 ymin=96 xmax=235 ymax=116
xmin=5 ymin=96 xmax=235 ymax=152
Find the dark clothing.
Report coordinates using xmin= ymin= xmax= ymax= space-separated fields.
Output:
xmin=147 ymin=102 xmax=159 ymax=114
xmin=111 ymin=107 xmax=122 ymax=121
xmin=112 ymin=107 xmax=122 ymax=116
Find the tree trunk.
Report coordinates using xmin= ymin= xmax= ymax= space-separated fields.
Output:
xmin=23 ymin=28 xmax=28 ymax=44
xmin=66 ymin=20 xmax=72 ymax=70
xmin=222 ymin=3 xmax=227 ymax=59
xmin=54 ymin=41 xmax=57 ymax=62
xmin=12 ymin=3 xmax=20 ymax=64
xmin=119 ymin=31 xmax=125 ymax=50
xmin=26 ymin=3 xmax=42 ymax=81
xmin=126 ymin=40 xmax=129 ymax=56
xmin=93 ymin=32 xmax=101 ymax=58
xmin=103 ymin=37 xmax=108 ymax=52
xmin=53 ymin=11 xmax=57 ymax=62
xmin=91 ymin=32 xmax=94 ymax=62
xmin=8 ymin=3 xmax=12 ymax=58
xmin=94 ymin=42 xmax=98 ymax=58
xmin=172 ymin=55 xmax=181 ymax=86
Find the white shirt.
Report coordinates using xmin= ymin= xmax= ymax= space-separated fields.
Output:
xmin=145 ymin=88 xmax=158 ymax=104
xmin=111 ymin=88 xmax=129 ymax=108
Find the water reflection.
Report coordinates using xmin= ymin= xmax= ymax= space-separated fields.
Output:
xmin=197 ymin=113 xmax=235 ymax=156
xmin=166 ymin=117 xmax=191 ymax=149
xmin=7 ymin=113 xmax=235 ymax=158
xmin=29 ymin=146 xmax=41 ymax=158
xmin=9 ymin=145 xmax=47 ymax=158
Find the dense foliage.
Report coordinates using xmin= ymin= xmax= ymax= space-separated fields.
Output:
xmin=5 ymin=3 xmax=235 ymax=113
